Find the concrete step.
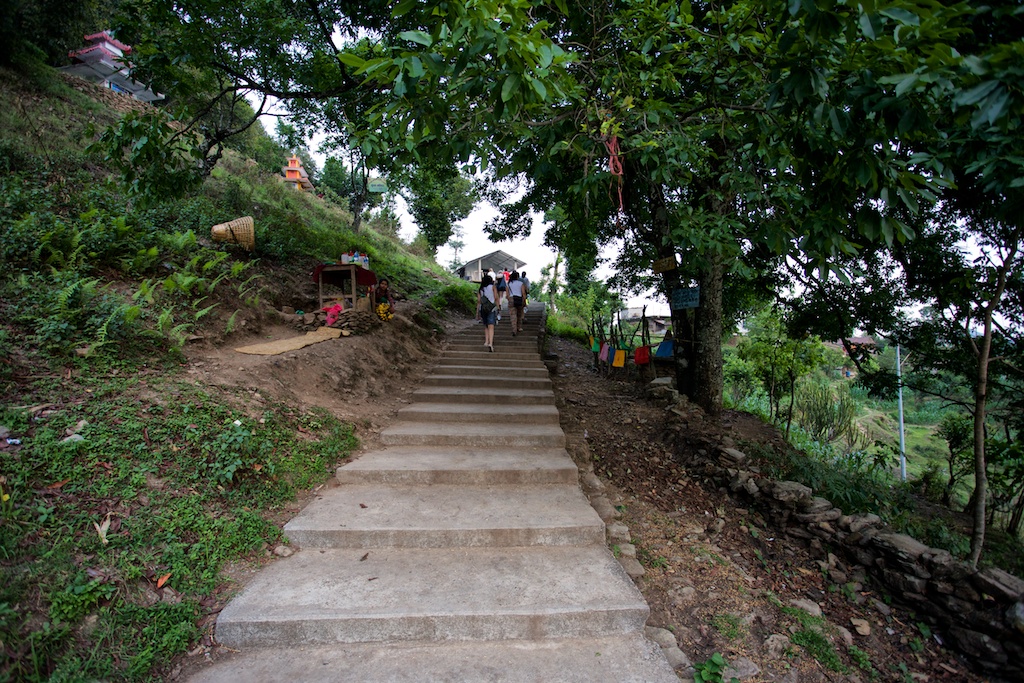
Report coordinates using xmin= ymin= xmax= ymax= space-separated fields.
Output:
xmin=335 ymin=447 xmax=579 ymax=486
xmin=188 ymin=634 xmax=678 ymax=683
xmin=421 ymin=374 xmax=552 ymax=391
xmin=453 ymin=327 xmax=540 ymax=335
xmin=381 ymin=421 xmax=565 ymax=448
xmin=214 ymin=545 xmax=650 ymax=647
xmin=428 ymin=364 xmax=549 ymax=378
xmin=437 ymin=355 xmax=545 ymax=368
xmin=448 ymin=341 xmax=538 ymax=351
xmin=447 ymin=347 xmax=539 ymax=357
xmin=410 ymin=386 xmax=554 ymax=405
xmin=283 ymin=484 xmax=603 ymax=549
xmin=397 ymin=402 xmax=560 ymax=424
xmin=439 ymin=349 xmax=541 ymax=361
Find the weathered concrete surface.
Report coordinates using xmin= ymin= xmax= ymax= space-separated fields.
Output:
xmin=334 ymin=446 xmax=579 ymax=485
xmin=189 ymin=634 xmax=675 ymax=683
xmin=284 ymin=483 xmax=604 ymax=548
xmin=397 ymin=401 xmax=560 ymax=424
xmin=199 ymin=304 xmax=676 ymax=682
xmin=381 ymin=421 xmax=566 ymax=448
xmin=215 ymin=545 xmax=650 ymax=646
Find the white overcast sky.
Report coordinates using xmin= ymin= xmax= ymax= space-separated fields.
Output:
xmin=263 ymin=113 xmax=668 ymax=314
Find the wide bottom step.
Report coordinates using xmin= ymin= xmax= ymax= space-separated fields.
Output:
xmin=189 ymin=634 xmax=678 ymax=682
xmin=216 ymin=545 xmax=648 ymax=647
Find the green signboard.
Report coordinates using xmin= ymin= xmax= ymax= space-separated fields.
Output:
xmin=367 ymin=178 xmax=388 ymax=193
xmin=671 ymin=286 xmax=700 ymax=310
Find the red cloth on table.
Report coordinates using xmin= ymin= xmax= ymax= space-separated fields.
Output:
xmin=312 ymin=264 xmax=378 ymax=288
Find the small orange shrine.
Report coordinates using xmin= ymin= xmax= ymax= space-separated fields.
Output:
xmin=282 ymin=154 xmax=314 ymax=192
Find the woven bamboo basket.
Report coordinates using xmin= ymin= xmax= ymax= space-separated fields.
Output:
xmin=210 ymin=216 xmax=256 ymax=251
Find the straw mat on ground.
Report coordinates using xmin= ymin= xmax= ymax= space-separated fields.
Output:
xmin=235 ymin=327 xmax=341 ymax=355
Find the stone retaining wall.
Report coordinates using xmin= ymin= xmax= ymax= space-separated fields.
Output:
xmin=708 ymin=445 xmax=1024 ymax=680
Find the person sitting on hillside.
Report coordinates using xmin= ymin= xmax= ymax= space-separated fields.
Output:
xmin=374 ymin=277 xmax=396 ymax=321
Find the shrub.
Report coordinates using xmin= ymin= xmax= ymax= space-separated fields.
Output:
xmin=430 ymin=282 xmax=477 ymax=314
xmin=546 ymin=315 xmax=590 ymax=345
xmin=4 ymin=272 xmax=142 ymax=355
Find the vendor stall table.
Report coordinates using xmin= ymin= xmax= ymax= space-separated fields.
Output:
xmin=312 ymin=263 xmax=378 ymax=310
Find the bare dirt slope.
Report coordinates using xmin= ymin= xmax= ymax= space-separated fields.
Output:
xmin=181 ymin=312 xmax=984 ymax=683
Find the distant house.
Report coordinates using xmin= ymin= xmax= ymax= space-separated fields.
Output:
xmin=282 ymin=154 xmax=314 ymax=192
xmin=827 ymin=335 xmax=878 ymax=378
xmin=826 ymin=335 xmax=878 ymax=355
xmin=456 ymin=250 xmax=526 ymax=282
xmin=59 ymin=32 xmax=164 ymax=103
xmin=620 ymin=307 xmax=668 ymax=334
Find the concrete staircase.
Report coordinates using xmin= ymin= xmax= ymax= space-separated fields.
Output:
xmin=190 ymin=304 xmax=677 ymax=682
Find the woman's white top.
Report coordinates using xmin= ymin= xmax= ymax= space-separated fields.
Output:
xmin=481 ymin=286 xmax=496 ymax=303
xmin=508 ymin=279 xmax=525 ymax=297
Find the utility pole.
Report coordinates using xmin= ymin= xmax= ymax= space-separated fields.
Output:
xmin=896 ymin=344 xmax=907 ymax=481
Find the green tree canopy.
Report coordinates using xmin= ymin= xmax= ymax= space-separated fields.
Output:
xmin=404 ymin=162 xmax=477 ymax=256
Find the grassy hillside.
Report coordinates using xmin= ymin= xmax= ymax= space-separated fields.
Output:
xmin=0 ymin=60 xmax=475 ymax=681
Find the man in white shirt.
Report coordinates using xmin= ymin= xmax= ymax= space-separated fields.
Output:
xmin=507 ymin=271 xmax=527 ymax=335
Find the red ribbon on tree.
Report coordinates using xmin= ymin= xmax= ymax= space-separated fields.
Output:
xmin=604 ymin=135 xmax=624 ymax=215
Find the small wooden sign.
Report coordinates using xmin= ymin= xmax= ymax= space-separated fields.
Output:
xmin=367 ymin=178 xmax=388 ymax=193
xmin=652 ymin=256 xmax=676 ymax=273
xmin=671 ymin=286 xmax=700 ymax=310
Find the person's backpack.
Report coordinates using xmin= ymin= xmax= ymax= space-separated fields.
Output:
xmin=480 ymin=296 xmax=496 ymax=315
xmin=496 ymin=276 xmax=507 ymax=291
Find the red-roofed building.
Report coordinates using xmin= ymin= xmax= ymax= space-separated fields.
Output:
xmin=59 ymin=32 xmax=164 ymax=103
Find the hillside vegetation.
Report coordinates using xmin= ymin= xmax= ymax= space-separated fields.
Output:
xmin=0 ymin=61 xmax=474 ymax=682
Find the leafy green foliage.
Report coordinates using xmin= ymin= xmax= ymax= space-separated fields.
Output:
xmin=545 ymin=315 xmax=589 ymax=346
xmin=989 ymin=439 xmax=1024 ymax=537
xmin=89 ymin=110 xmax=206 ymax=204
xmin=3 ymin=271 xmax=142 ymax=355
xmin=795 ymin=383 xmax=866 ymax=452
xmin=936 ymin=412 xmax=974 ymax=506
xmin=693 ymin=652 xmax=739 ymax=683
xmin=405 ymin=161 xmax=477 ymax=255
xmin=710 ymin=613 xmax=744 ymax=641
xmin=197 ymin=418 xmax=274 ymax=485
xmin=551 ymin=282 xmax=621 ymax=334
xmin=0 ymin=370 xmax=357 ymax=681
xmin=0 ymin=0 xmax=118 ymax=66
xmin=428 ymin=282 xmax=477 ymax=315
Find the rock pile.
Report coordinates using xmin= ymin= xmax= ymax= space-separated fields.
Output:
xmin=277 ymin=307 xmax=379 ymax=334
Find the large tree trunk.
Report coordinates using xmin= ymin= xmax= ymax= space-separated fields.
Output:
xmin=693 ymin=253 xmax=724 ymax=416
